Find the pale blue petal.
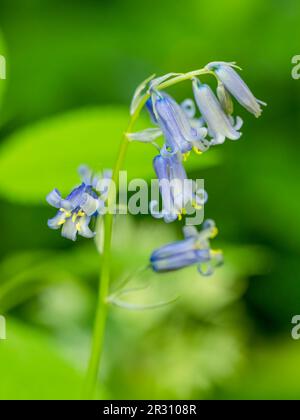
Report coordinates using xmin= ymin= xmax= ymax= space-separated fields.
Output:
xmin=77 ymin=216 xmax=95 ymax=238
xmin=197 ymin=262 xmax=214 ymax=276
xmin=80 ymin=193 xmax=99 ymax=216
xmin=195 ymin=188 xmax=208 ymax=206
xmin=46 ymin=189 xmax=62 ymax=208
xmin=151 ymin=236 xmax=195 ymax=261
xmin=192 ymin=79 xmax=241 ymax=142
xmin=153 ymin=91 xmax=194 ymax=153
xmin=149 ymin=200 xmax=164 ymax=219
xmin=230 ymin=115 xmax=243 ymax=131
xmin=163 ymin=211 xmax=178 ymax=223
xmin=47 ymin=211 xmax=66 ymax=230
xmin=181 ymin=98 xmax=196 ymax=119
xmin=65 ymin=184 xmax=86 ymax=209
xmin=209 ymin=62 xmax=266 ymax=117
xmin=61 ymin=218 xmax=77 ymax=241
xmin=78 ymin=165 xmax=92 ymax=185
xmin=183 ymin=225 xmax=198 ymax=238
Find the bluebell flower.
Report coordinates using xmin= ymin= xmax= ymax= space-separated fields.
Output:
xmin=150 ymin=153 xmax=207 ymax=223
xmin=150 ymin=220 xmax=223 ymax=275
xmin=192 ymin=78 xmax=243 ymax=145
xmin=206 ymin=61 xmax=266 ymax=117
xmin=180 ymin=98 xmax=211 ymax=153
xmin=47 ymin=166 xmax=103 ymax=241
xmin=146 ymin=91 xmax=208 ymax=155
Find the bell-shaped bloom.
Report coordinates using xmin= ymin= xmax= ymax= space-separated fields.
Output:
xmin=146 ymin=91 xmax=207 ymax=155
xmin=150 ymin=153 xmax=207 ymax=223
xmin=207 ymin=62 xmax=266 ymax=117
xmin=47 ymin=166 xmax=104 ymax=241
xmin=180 ymin=98 xmax=211 ymax=153
xmin=192 ymin=78 xmax=242 ymax=145
xmin=150 ymin=219 xmax=223 ymax=275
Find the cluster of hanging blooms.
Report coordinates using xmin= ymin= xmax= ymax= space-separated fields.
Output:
xmin=47 ymin=166 xmax=111 ymax=241
xmin=47 ymin=61 xmax=265 ymax=278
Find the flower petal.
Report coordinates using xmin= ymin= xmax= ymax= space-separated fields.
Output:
xmin=150 ymin=220 xmax=222 ymax=275
xmin=149 ymin=73 xmax=182 ymax=89
xmin=80 ymin=193 xmax=99 ymax=216
xmin=192 ymin=79 xmax=242 ymax=143
xmin=46 ymin=189 xmax=62 ymax=208
xmin=151 ymin=236 xmax=196 ymax=261
xmin=151 ymin=249 xmax=209 ymax=272
xmin=183 ymin=225 xmax=198 ymax=238
xmin=181 ymin=99 xmax=196 ymax=119
xmin=149 ymin=200 xmax=164 ymax=219
xmin=216 ymin=82 xmax=234 ymax=115
xmin=61 ymin=218 xmax=77 ymax=241
xmin=152 ymin=91 xmax=194 ymax=154
xmin=65 ymin=183 xmax=86 ymax=209
xmin=77 ymin=216 xmax=95 ymax=238
xmin=78 ymin=165 xmax=92 ymax=185
xmin=47 ymin=211 xmax=66 ymax=230
xmin=208 ymin=62 xmax=266 ymax=117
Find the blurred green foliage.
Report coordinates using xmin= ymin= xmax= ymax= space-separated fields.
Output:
xmin=0 ymin=0 xmax=300 ymax=400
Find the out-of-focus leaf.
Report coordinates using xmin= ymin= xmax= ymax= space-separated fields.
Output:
xmin=0 ymin=319 xmax=84 ymax=400
xmin=218 ymin=340 xmax=300 ymax=400
xmin=0 ymin=106 xmax=220 ymax=204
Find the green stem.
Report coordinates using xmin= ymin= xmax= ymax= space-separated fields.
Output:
xmin=83 ymin=134 xmax=129 ymax=400
xmin=83 ymin=67 xmax=211 ymax=399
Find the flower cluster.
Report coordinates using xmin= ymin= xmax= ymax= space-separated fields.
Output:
xmin=129 ymin=61 xmax=265 ymax=275
xmin=47 ymin=61 xmax=265 ymax=277
xmin=47 ymin=166 xmax=111 ymax=241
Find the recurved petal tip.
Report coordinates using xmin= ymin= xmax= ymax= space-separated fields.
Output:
xmin=46 ymin=188 xmax=62 ymax=208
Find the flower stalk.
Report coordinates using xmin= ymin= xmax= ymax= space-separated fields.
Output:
xmin=83 ymin=67 xmax=214 ymax=399
xmin=43 ymin=62 xmax=266 ymax=399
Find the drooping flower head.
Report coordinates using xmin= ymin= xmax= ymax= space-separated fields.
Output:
xmin=146 ymin=90 xmax=208 ymax=155
xmin=192 ymin=78 xmax=243 ymax=145
xmin=150 ymin=219 xmax=223 ymax=275
xmin=150 ymin=153 xmax=207 ymax=223
xmin=47 ymin=166 xmax=109 ymax=241
xmin=206 ymin=61 xmax=266 ymax=117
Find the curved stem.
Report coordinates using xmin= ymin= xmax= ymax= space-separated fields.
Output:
xmin=83 ymin=66 xmax=211 ymax=399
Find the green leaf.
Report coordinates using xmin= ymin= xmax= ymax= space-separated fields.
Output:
xmin=219 ymin=341 xmax=300 ymax=400
xmin=0 ymin=319 xmax=84 ymax=399
xmin=0 ymin=106 xmax=221 ymax=204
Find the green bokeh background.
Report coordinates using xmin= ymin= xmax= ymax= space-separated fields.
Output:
xmin=0 ymin=0 xmax=300 ymax=400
